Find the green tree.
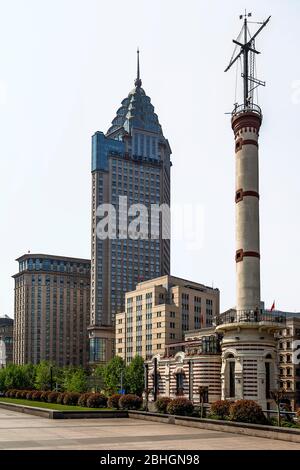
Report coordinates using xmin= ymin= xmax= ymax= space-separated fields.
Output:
xmin=125 ymin=355 xmax=144 ymax=396
xmin=0 ymin=364 xmax=37 ymax=391
xmin=35 ymin=361 xmax=60 ymax=390
xmin=63 ymin=367 xmax=87 ymax=393
xmin=0 ymin=367 xmax=6 ymax=391
xmin=22 ymin=364 xmax=36 ymax=389
xmin=100 ymin=356 xmax=127 ymax=394
xmin=3 ymin=364 xmax=26 ymax=390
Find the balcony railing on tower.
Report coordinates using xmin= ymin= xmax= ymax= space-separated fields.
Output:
xmin=215 ymin=309 xmax=286 ymax=326
xmin=232 ymin=102 xmax=262 ymax=117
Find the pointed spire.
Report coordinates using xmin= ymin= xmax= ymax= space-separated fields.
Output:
xmin=134 ymin=48 xmax=142 ymax=88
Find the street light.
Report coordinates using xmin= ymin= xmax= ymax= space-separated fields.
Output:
xmin=50 ymin=365 xmax=53 ymax=391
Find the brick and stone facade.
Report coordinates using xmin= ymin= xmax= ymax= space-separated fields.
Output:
xmin=13 ymin=254 xmax=90 ymax=367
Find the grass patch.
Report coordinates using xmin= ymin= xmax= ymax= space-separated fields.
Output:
xmin=0 ymin=397 xmax=114 ymax=411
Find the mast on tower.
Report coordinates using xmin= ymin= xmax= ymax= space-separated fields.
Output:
xmin=225 ymin=11 xmax=271 ymax=113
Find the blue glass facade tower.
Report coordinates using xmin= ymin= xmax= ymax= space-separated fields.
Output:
xmin=89 ymin=55 xmax=172 ymax=364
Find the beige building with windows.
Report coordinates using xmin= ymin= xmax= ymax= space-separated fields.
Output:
xmin=115 ymin=275 xmax=220 ymax=363
xmin=13 ymin=254 xmax=90 ymax=367
xmin=276 ymin=316 xmax=300 ymax=410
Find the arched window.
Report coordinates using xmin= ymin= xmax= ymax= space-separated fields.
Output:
xmin=176 ymin=373 xmax=184 ymax=395
xmin=227 ymin=354 xmax=235 ymax=398
xmin=265 ymin=354 xmax=272 ymax=399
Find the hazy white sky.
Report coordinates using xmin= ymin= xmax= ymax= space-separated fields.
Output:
xmin=0 ymin=0 xmax=299 ymax=316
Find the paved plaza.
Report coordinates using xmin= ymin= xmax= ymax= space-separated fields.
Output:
xmin=0 ymin=408 xmax=299 ymax=450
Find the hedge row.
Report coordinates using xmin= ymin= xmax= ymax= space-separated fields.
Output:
xmin=209 ymin=399 xmax=268 ymax=424
xmin=4 ymin=389 xmax=142 ymax=410
xmin=155 ymin=397 xmax=194 ymax=416
xmin=155 ymin=397 xmax=270 ymax=424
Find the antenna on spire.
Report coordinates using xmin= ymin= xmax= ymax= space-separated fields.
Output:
xmin=225 ymin=13 xmax=271 ymax=113
xmin=134 ymin=47 xmax=142 ymax=88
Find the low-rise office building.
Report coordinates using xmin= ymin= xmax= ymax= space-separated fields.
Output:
xmin=13 ymin=254 xmax=90 ymax=367
xmin=115 ymin=275 xmax=220 ymax=363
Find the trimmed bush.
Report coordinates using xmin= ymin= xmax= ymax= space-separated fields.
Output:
xmin=166 ymin=398 xmax=194 ymax=416
xmin=40 ymin=391 xmax=51 ymax=402
xmin=47 ymin=391 xmax=60 ymax=403
xmin=107 ymin=394 xmax=122 ymax=409
xmin=56 ymin=392 xmax=66 ymax=404
xmin=210 ymin=400 xmax=231 ymax=420
xmin=15 ymin=390 xmax=28 ymax=399
xmin=31 ymin=391 xmax=43 ymax=401
xmin=63 ymin=392 xmax=81 ymax=406
xmin=86 ymin=393 xmax=108 ymax=408
xmin=229 ymin=399 xmax=267 ymax=425
xmin=118 ymin=394 xmax=143 ymax=410
xmin=26 ymin=390 xmax=35 ymax=400
xmin=5 ymin=389 xmax=17 ymax=398
xmin=155 ymin=397 xmax=172 ymax=414
xmin=78 ymin=393 xmax=92 ymax=407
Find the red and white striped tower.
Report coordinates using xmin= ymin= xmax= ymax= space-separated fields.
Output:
xmin=233 ymin=107 xmax=261 ymax=313
xmin=217 ymin=14 xmax=283 ymax=409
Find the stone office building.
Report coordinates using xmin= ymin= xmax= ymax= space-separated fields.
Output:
xmin=115 ymin=275 xmax=220 ymax=364
xmin=13 ymin=254 xmax=90 ymax=367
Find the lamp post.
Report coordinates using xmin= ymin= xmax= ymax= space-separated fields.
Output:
xmin=120 ymin=370 xmax=124 ymax=394
xmin=153 ymin=357 xmax=158 ymax=402
xmin=50 ymin=366 xmax=53 ymax=391
xmin=144 ymin=363 xmax=149 ymax=411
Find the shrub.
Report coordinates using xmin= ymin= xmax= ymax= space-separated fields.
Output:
xmin=280 ymin=420 xmax=299 ymax=428
xmin=47 ymin=391 xmax=60 ymax=403
xmin=107 ymin=394 xmax=122 ymax=409
xmin=86 ymin=393 xmax=108 ymax=408
xmin=63 ymin=392 xmax=81 ymax=406
xmin=56 ymin=392 xmax=66 ymax=404
xmin=78 ymin=393 xmax=92 ymax=407
xmin=155 ymin=397 xmax=172 ymax=414
xmin=166 ymin=398 xmax=194 ymax=416
xmin=5 ymin=389 xmax=17 ymax=398
xmin=31 ymin=391 xmax=43 ymax=401
xmin=118 ymin=394 xmax=143 ymax=410
xmin=229 ymin=399 xmax=267 ymax=425
xmin=15 ymin=390 xmax=27 ymax=399
xmin=26 ymin=390 xmax=35 ymax=400
xmin=210 ymin=400 xmax=231 ymax=420
xmin=40 ymin=391 xmax=51 ymax=402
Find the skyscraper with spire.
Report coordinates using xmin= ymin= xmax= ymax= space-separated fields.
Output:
xmin=89 ymin=52 xmax=172 ymax=365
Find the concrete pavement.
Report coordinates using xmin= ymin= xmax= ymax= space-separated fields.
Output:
xmin=0 ymin=408 xmax=299 ymax=450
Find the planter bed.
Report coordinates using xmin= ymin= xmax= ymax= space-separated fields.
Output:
xmin=0 ymin=398 xmax=128 ymax=419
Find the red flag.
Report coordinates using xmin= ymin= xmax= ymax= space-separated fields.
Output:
xmin=270 ymin=301 xmax=275 ymax=311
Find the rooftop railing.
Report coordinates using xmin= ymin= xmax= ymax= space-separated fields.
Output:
xmin=216 ymin=309 xmax=286 ymax=326
xmin=232 ymin=102 xmax=262 ymax=117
